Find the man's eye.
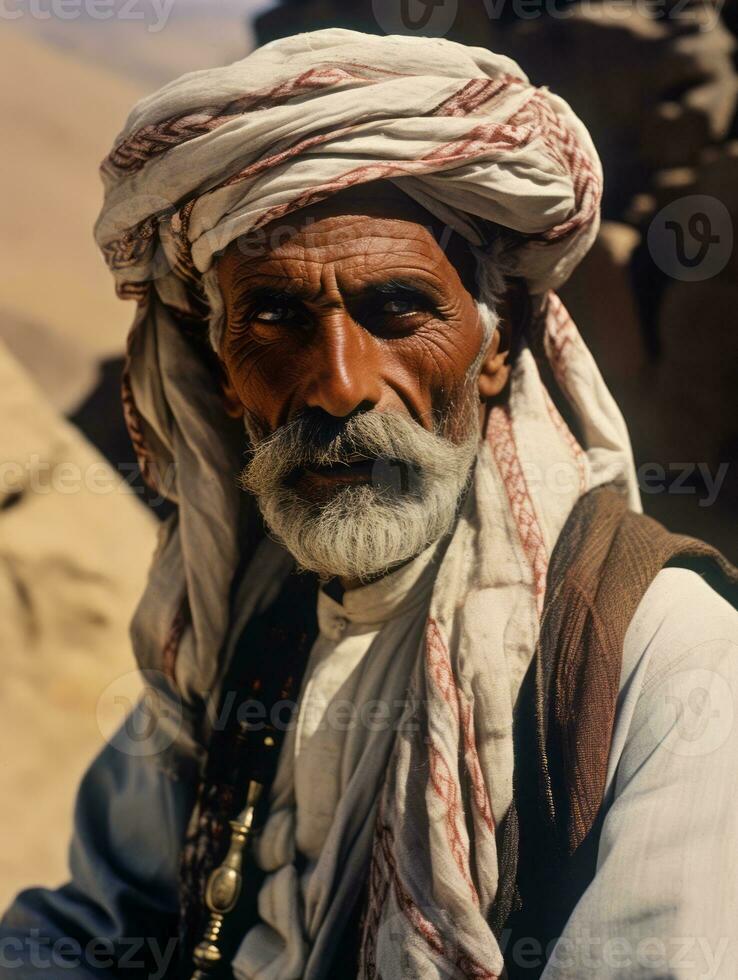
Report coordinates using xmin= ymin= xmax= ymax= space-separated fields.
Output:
xmin=254 ymin=306 xmax=295 ymax=323
xmin=382 ymin=297 xmax=421 ymax=315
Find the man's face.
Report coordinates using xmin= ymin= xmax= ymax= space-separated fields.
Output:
xmin=217 ymin=182 xmax=495 ymax=582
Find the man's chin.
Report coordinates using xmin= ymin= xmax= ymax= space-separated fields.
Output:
xmin=254 ymin=481 xmax=437 ymax=583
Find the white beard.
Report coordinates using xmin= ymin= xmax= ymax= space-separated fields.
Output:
xmin=239 ymin=390 xmax=481 ymax=583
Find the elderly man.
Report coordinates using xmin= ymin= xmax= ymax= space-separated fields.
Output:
xmin=3 ymin=28 xmax=738 ymax=980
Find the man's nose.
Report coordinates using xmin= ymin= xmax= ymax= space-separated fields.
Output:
xmin=303 ymin=314 xmax=382 ymax=417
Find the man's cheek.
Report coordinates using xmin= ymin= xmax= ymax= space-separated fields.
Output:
xmin=413 ymin=324 xmax=472 ymax=382
xmin=257 ymin=354 xmax=316 ymax=417
xmin=233 ymin=376 xmax=282 ymax=437
xmin=232 ymin=357 xmax=293 ymax=424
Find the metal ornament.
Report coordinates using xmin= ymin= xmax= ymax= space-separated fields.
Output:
xmin=190 ymin=736 xmax=275 ymax=980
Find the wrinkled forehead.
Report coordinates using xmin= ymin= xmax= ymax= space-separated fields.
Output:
xmin=219 ymin=180 xmax=479 ymax=295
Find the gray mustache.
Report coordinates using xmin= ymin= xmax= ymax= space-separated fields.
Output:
xmin=241 ymin=408 xmax=474 ymax=496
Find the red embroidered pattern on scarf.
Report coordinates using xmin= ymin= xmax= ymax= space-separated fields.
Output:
xmin=105 ymin=67 xmax=517 ymax=179
xmin=430 ymin=75 xmax=522 ymax=117
xmin=103 ymin=65 xmax=407 ymax=175
xmin=371 ymin=821 xmax=501 ymax=980
xmin=360 ymin=800 xmax=393 ymax=978
xmin=459 ymin=691 xmax=496 ymax=835
xmin=508 ymin=92 xmax=601 ymax=243
xmin=428 ymin=619 xmax=496 ymax=837
xmin=102 ymin=215 xmax=158 ymax=275
xmin=120 ymin=313 xmax=157 ymax=492
xmin=546 ymin=290 xmax=579 ymax=387
xmin=426 ymin=620 xmax=479 ymax=902
xmin=486 ymin=403 xmax=549 ymax=616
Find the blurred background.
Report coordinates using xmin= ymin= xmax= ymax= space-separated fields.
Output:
xmin=1 ymin=0 xmax=736 ymax=905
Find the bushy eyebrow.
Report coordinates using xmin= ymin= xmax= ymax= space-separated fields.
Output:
xmin=237 ymin=286 xmax=298 ymax=303
xmin=228 ymin=285 xmax=301 ymax=316
xmin=229 ymin=275 xmax=446 ymax=312
xmin=370 ymin=278 xmax=436 ymax=298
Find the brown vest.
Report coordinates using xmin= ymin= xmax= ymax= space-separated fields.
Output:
xmin=177 ymin=486 xmax=738 ymax=978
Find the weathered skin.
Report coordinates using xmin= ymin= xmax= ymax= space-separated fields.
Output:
xmin=217 ymin=181 xmax=512 ymax=501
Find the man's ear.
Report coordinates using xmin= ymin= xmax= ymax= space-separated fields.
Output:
xmin=477 ymin=297 xmax=511 ymax=401
xmin=477 ymin=280 xmax=527 ymax=400
xmin=477 ymin=325 xmax=511 ymax=399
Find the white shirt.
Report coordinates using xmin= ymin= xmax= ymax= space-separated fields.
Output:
xmin=292 ymin=541 xmax=441 ymax=862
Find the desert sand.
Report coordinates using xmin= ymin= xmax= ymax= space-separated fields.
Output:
xmin=0 ymin=339 xmax=157 ymax=909
xmin=0 ymin=29 xmax=146 ymax=406
xmin=0 ymin=30 xmax=159 ymax=910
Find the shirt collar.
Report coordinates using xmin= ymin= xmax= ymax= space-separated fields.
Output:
xmin=317 ymin=538 xmax=443 ymax=633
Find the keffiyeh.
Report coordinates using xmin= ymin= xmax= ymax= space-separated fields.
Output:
xmin=94 ymin=29 xmax=639 ymax=979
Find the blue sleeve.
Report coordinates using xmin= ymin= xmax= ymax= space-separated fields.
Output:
xmin=0 ymin=693 xmax=203 ymax=979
